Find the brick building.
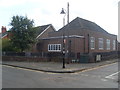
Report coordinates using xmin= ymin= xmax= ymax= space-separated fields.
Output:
xmin=32 ymin=24 xmax=56 ymax=52
xmin=35 ymin=17 xmax=118 ymax=62
xmin=1 ymin=26 xmax=9 ymax=39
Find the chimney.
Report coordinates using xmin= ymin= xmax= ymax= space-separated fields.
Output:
xmin=1 ymin=26 xmax=7 ymax=33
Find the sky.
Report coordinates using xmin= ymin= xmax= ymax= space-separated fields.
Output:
xmin=0 ymin=0 xmax=119 ymax=36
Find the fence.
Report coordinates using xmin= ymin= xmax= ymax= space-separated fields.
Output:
xmin=2 ymin=52 xmax=48 ymax=57
xmin=92 ymin=51 xmax=118 ymax=61
xmin=2 ymin=51 xmax=119 ymax=62
xmin=2 ymin=52 xmax=64 ymax=62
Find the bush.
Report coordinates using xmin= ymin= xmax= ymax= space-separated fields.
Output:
xmin=2 ymin=38 xmax=20 ymax=52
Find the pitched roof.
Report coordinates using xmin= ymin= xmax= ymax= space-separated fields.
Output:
xmin=58 ymin=17 xmax=109 ymax=34
xmin=34 ymin=24 xmax=51 ymax=37
xmin=34 ymin=24 xmax=56 ymax=39
xmin=2 ymin=32 xmax=8 ymax=38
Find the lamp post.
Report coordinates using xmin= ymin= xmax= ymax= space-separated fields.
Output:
xmin=60 ymin=8 xmax=66 ymax=26
xmin=60 ymin=8 xmax=66 ymax=68
xmin=60 ymin=2 xmax=70 ymax=68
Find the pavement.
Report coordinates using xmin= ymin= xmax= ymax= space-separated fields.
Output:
xmin=2 ymin=59 xmax=118 ymax=73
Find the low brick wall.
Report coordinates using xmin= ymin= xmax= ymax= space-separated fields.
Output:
xmin=2 ymin=56 xmax=63 ymax=62
xmin=2 ymin=56 xmax=48 ymax=62
xmin=2 ymin=51 xmax=118 ymax=63
xmin=92 ymin=51 xmax=118 ymax=62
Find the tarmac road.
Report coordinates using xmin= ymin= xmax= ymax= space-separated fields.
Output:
xmin=2 ymin=62 xmax=119 ymax=88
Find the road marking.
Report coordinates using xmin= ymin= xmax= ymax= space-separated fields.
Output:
xmin=101 ymin=79 xmax=108 ymax=81
xmin=105 ymin=71 xmax=120 ymax=79
xmin=2 ymin=62 xmax=117 ymax=74
xmin=78 ymin=62 xmax=117 ymax=73
xmin=2 ymin=64 xmax=45 ymax=73
xmin=2 ymin=64 xmax=59 ymax=74
xmin=2 ymin=64 xmax=16 ymax=68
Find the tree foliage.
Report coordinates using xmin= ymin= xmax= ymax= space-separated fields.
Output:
xmin=10 ymin=15 xmax=36 ymax=52
xmin=2 ymin=38 xmax=17 ymax=52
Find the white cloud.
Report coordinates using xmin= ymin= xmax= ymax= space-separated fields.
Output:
xmin=0 ymin=0 xmax=25 ymax=7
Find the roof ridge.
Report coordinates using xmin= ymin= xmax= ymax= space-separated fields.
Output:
xmin=40 ymin=24 xmax=51 ymax=27
xmin=58 ymin=17 xmax=110 ymax=34
xmin=75 ymin=17 xmax=109 ymax=34
xmin=76 ymin=17 xmax=84 ymax=28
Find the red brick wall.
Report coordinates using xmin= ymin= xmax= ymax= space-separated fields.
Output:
xmin=35 ymin=27 xmax=117 ymax=62
xmin=83 ymin=29 xmax=117 ymax=53
xmin=2 ymin=56 xmax=48 ymax=62
xmin=1 ymin=26 xmax=6 ymax=33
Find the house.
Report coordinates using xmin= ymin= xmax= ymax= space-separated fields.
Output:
xmin=32 ymin=24 xmax=56 ymax=52
xmin=37 ymin=17 xmax=118 ymax=62
xmin=1 ymin=26 xmax=9 ymax=39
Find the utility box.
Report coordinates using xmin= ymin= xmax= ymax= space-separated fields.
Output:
xmin=80 ymin=54 xmax=89 ymax=63
xmin=96 ymin=55 xmax=101 ymax=62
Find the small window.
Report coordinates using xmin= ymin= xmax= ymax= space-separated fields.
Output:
xmin=106 ymin=39 xmax=110 ymax=50
xmin=90 ymin=37 xmax=95 ymax=50
xmin=53 ymin=45 xmax=55 ymax=50
xmin=113 ymin=40 xmax=116 ymax=50
xmin=98 ymin=38 xmax=104 ymax=50
xmin=55 ymin=45 xmax=58 ymax=50
xmin=48 ymin=45 xmax=51 ymax=51
xmin=48 ymin=44 xmax=61 ymax=52
xmin=58 ymin=45 xmax=61 ymax=50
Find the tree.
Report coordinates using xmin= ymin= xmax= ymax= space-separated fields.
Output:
xmin=2 ymin=38 xmax=17 ymax=51
xmin=10 ymin=15 xmax=36 ymax=52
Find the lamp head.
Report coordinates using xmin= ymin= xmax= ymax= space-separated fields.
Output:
xmin=60 ymin=8 xmax=66 ymax=14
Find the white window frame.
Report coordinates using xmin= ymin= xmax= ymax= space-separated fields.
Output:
xmin=48 ymin=44 xmax=61 ymax=52
xmin=113 ymin=40 xmax=116 ymax=50
xmin=90 ymin=37 xmax=95 ymax=50
xmin=98 ymin=38 xmax=104 ymax=50
xmin=106 ymin=39 xmax=110 ymax=50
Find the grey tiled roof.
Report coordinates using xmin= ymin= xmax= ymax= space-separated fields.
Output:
xmin=58 ymin=17 xmax=109 ymax=34
xmin=2 ymin=32 xmax=8 ymax=38
xmin=34 ymin=24 xmax=52 ymax=37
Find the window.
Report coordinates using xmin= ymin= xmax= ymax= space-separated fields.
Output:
xmin=106 ymin=39 xmax=110 ymax=50
xmin=90 ymin=37 xmax=95 ymax=50
xmin=48 ymin=44 xmax=61 ymax=52
xmin=98 ymin=38 xmax=104 ymax=50
xmin=113 ymin=40 xmax=116 ymax=50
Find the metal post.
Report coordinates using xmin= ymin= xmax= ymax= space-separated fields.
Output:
xmin=67 ymin=2 xmax=69 ymax=24
xmin=60 ymin=2 xmax=70 ymax=68
xmin=62 ymin=34 xmax=65 ymax=68
xmin=67 ymin=2 xmax=70 ymax=63
xmin=63 ymin=17 xmax=65 ymax=26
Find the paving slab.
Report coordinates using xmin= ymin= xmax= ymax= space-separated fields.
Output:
xmin=2 ymin=59 xmax=118 ymax=73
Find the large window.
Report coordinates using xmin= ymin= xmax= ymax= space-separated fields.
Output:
xmin=106 ymin=39 xmax=110 ymax=50
xmin=48 ymin=44 xmax=61 ymax=52
xmin=90 ymin=37 xmax=95 ymax=50
xmin=113 ymin=40 xmax=116 ymax=50
xmin=98 ymin=38 xmax=104 ymax=50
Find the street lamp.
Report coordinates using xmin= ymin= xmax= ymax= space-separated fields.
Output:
xmin=60 ymin=8 xmax=66 ymax=68
xmin=60 ymin=8 xmax=66 ymax=26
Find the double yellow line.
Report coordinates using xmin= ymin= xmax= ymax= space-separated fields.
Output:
xmin=1 ymin=62 xmax=117 ymax=74
xmin=79 ymin=62 xmax=117 ymax=73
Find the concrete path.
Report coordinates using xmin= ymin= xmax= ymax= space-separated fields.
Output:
xmin=2 ymin=59 xmax=118 ymax=73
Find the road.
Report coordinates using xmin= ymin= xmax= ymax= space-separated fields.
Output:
xmin=2 ymin=62 xmax=119 ymax=88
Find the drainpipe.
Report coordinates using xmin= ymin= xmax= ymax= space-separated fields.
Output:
xmin=84 ymin=37 xmax=85 ymax=53
xmin=116 ymin=38 xmax=118 ymax=51
xmin=88 ymin=34 xmax=90 ymax=54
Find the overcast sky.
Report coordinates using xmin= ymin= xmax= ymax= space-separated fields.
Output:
xmin=0 ymin=0 xmax=119 ymax=36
